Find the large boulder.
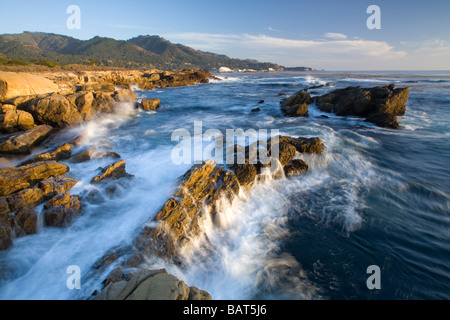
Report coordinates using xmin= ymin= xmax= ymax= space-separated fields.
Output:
xmin=25 ymin=95 xmax=83 ymax=127
xmin=0 ymin=124 xmax=52 ymax=154
xmin=314 ymin=84 xmax=410 ymax=128
xmin=0 ymin=71 xmax=60 ymax=101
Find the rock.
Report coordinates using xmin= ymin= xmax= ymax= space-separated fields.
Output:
xmin=113 ymin=89 xmax=137 ymax=102
xmin=92 ymin=92 xmax=116 ymax=114
xmin=77 ymin=82 xmax=115 ymax=93
xmin=314 ymin=84 xmax=410 ymax=128
xmin=251 ymin=107 xmax=261 ymax=112
xmin=141 ymin=98 xmax=160 ymax=110
xmin=20 ymin=143 xmax=72 ymax=165
xmin=258 ymin=100 xmax=264 ymax=104
xmin=0 ymin=109 xmax=35 ymax=133
xmin=0 ymin=104 xmax=16 ymax=113
xmin=6 ymin=176 xmax=78 ymax=212
xmin=69 ymin=148 xmax=96 ymax=163
xmin=94 ymin=268 xmax=211 ymax=300
xmin=233 ymin=163 xmax=257 ymax=188
xmin=0 ymin=161 xmax=70 ymax=197
xmin=283 ymin=159 xmax=309 ymax=177
xmin=90 ymin=160 xmax=133 ymax=184
xmin=274 ymin=136 xmax=324 ymax=154
xmin=0 ymin=125 xmax=52 ymax=154
xmin=43 ymin=192 xmax=82 ymax=227
xmin=280 ymin=89 xmax=312 ymax=116
xmin=134 ymin=161 xmax=239 ymax=259
xmin=13 ymin=206 xmax=38 ymax=236
xmin=269 ymin=142 xmax=297 ymax=166
xmin=0 ymin=71 xmax=60 ymax=101
xmin=0 ymin=225 xmax=12 ymax=250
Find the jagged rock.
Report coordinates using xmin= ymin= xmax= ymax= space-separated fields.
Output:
xmin=284 ymin=159 xmax=309 ymax=177
xmin=12 ymin=206 xmax=38 ymax=236
xmin=273 ymin=136 xmax=324 ymax=154
xmin=20 ymin=143 xmax=72 ymax=165
xmin=94 ymin=268 xmax=211 ymax=300
xmin=69 ymin=148 xmax=96 ymax=163
xmin=0 ymin=161 xmax=69 ymax=197
xmin=0 ymin=109 xmax=35 ymax=133
xmin=0 ymin=124 xmax=52 ymax=154
xmin=92 ymin=92 xmax=116 ymax=114
xmin=233 ymin=163 xmax=257 ymax=188
xmin=25 ymin=95 xmax=83 ymax=127
xmin=90 ymin=160 xmax=133 ymax=184
xmin=43 ymin=192 xmax=82 ymax=227
xmin=269 ymin=142 xmax=297 ymax=166
xmin=314 ymin=84 xmax=410 ymax=128
xmin=141 ymin=98 xmax=160 ymax=110
xmin=113 ymin=89 xmax=137 ymax=102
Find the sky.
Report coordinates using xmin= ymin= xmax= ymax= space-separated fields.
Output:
xmin=0 ymin=0 xmax=449 ymax=70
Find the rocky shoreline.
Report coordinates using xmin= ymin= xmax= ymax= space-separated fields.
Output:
xmin=0 ymin=69 xmax=410 ymax=300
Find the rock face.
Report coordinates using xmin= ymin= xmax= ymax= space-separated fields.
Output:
xmin=314 ymin=84 xmax=410 ymax=128
xmin=94 ymin=268 xmax=211 ymax=300
xmin=0 ymin=71 xmax=60 ymax=101
xmin=0 ymin=125 xmax=52 ymax=154
xmin=113 ymin=89 xmax=137 ymax=102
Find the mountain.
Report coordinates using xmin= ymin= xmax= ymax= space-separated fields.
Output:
xmin=0 ymin=32 xmax=286 ymax=71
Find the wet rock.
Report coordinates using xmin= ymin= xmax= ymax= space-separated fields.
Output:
xmin=113 ymin=89 xmax=137 ymax=102
xmin=94 ymin=268 xmax=211 ymax=300
xmin=284 ymin=159 xmax=309 ymax=177
xmin=269 ymin=142 xmax=297 ymax=166
xmin=0 ymin=109 xmax=35 ymax=133
xmin=69 ymin=148 xmax=96 ymax=163
xmin=0 ymin=124 xmax=52 ymax=154
xmin=43 ymin=192 xmax=82 ymax=227
xmin=233 ymin=163 xmax=257 ymax=188
xmin=273 ymin=136 xmax=324 ymax=154
xmin=20 ymin=143 xmax=72 ymax=165
xmin=251 ymin=107 xmax=261 ymax=112
xmin=90 ymin=160 xmax=133 ymax=184
xmin=314 ymin=84 xmax=410 ymax=128
xmin=280 ymin=89 xmax=312 ymax=116
xmin=12 ymin=206 xmax=38 ymax=236
xmin=0 ymin=161 xmax=69 ymax=197
xmin=258 ymin=100 xmax=264 ymax=104
xmin=141 ymin=98 xmax=160 ymax=110
xmin=6 ymin=176 xmax=78 ymax=212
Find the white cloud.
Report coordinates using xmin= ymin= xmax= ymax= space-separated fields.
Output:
xmin=324 ymin=32 xmax=348 ymax=40
xmin=163 ymin=32 xmax=410 ymax=70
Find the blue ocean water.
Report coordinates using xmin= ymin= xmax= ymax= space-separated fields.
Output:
xmin=0 ymin=71 xmax=449 ymax=300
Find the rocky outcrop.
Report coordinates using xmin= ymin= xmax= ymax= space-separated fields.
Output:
xmin=94 ymin=268 xmax=211 ymax=300
xmin=314 ymin=84 xmax=410 ymax=128
xmin=0 ymin=71 xmax=60 ymax=101
xmin=113 ymin=89 xmax=137 ymax=102
xmin=0 ymin=124 xmax=52 ymax=154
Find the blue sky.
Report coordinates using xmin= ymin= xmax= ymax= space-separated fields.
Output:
xmin=1 ymin=0 xmax=449 ymax=70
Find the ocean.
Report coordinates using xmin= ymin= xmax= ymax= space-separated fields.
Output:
xmin=0 ymin=71 xmax=449 ymax=300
